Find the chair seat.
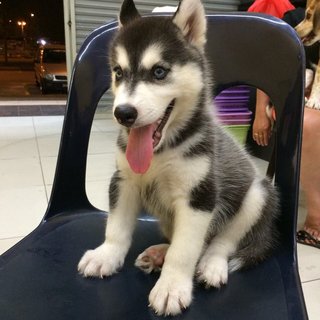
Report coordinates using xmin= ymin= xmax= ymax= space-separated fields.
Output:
xmin=0 ymin=212 xmax=300 ymax=320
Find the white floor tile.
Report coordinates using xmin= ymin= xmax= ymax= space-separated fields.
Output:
xmin=40 ymin=156 xmax=58 ymax=186
xmin=86 ymin=153 xmax=116 ymax=182
xmin=0 ymin=138 xmax=38 ymax=159
xmin=94 ymin=106 xmax=113 ymax=119
xmin=86 ymin=180 xmax=111 ymax=212
xmin=0 ymin=158 xmax=44 ymax=188
xmin=0 ymin=117 xmax=35 ymax=140
xmin=45 ymin=184 xmax=53 ymax=202
xmin=252 ymin=157 xmax=268 ymax=175
xmin=88 ymin=131 xmax=118 ymax=155
xmin=302 ymin=280 xmax=320 ymax=320
xmin=36 ymin=134 xmax=62 ymax=157
xmin=93 ymin=113 xmax=109 ymax=120
xmin=298 ymin=243 xmax=320 ymax=282
xmin=0 ymin=116 xmax=38 ymax=160
xmin=46 ymin=180 xmax=112 ymax=214
xmin=92 ymin=118 xmax=118 ymax=132
xmin=33 ymin=116 xmax=64 ymax=135
xmin=42 ymin=153 xmax=116 ymax=187
xmin=0 ymin=185 xmax=47 ymax=239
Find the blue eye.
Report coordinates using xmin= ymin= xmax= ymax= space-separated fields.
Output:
xmin=113 ymin=66 xmax=123 ymax=81
xmin=153 ymin=66 xmax=168 ymax=80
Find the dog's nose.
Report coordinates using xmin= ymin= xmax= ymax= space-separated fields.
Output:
xmin=114 ymin=104 xmax=138 ymax=127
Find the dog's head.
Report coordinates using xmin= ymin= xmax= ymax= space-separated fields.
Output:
xmin=110 ymin=0 xmax=207 ymax=173
xmin=295 ymin=0 xmax=320 ymax=46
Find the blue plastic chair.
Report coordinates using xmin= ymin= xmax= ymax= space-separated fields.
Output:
xmin=0 ymin=13 xmax=308 ymax=319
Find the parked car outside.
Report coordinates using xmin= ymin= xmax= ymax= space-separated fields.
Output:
xmin=34 ymin=44 xmax=67 ymax=94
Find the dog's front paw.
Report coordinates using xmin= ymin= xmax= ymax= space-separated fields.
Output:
xmin=306 ymin=96 xmax=320 ymax=110
xmin=148 ymin=274 xmax=193 ymax=316
xmin=197 ymin=255 xmax=228 ymax=288
xmin=78 ymin=243 xmax=124 ymax=278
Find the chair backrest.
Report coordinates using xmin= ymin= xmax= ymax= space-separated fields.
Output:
xmin=45 ymin=13 xmax=305 ymax=258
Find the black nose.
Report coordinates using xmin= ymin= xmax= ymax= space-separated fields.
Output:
xmin=114 ymin=104 xmax=138 ymax=127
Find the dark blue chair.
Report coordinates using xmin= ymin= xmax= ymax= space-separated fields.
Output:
xmin=0 ymin=13 xmax=308 ymax=319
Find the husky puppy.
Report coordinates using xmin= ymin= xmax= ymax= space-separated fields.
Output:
xmin=78 ymin=0 xmax=279 ymax=316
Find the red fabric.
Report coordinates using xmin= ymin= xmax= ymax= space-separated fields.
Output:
xmin=248 ymin=0 xmax=295 ymax=18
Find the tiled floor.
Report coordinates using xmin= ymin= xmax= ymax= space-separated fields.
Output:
xmin=0 ymin=99 xmax=66 ymax=117
xmin=0 ymin=111 xmax=319 ymax=319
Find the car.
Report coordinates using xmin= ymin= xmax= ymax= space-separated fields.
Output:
xmin=34 ymin=44 xmax=68 ymax=94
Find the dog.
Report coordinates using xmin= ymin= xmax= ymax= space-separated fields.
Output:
xmin=78 ymin=0 xmax=279 ymax=316
xmin=295 ymin=0 xmax=320 ymax=109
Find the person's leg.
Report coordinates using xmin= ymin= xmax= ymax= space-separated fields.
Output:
xmin=299 ymin=107 xmax=320 ymax=242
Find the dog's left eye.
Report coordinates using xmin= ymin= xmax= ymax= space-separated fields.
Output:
xmin=153 ymin=66 xmax=168 ymax=80
xmin=113 ymin=66 xmax=123 ymax=81
xmin=306 ymin=11 xmax=312 ymax=20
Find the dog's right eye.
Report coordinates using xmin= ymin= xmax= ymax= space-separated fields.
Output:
xmin=113 ymin=67 xmax=123 ymax=81
xmin=153 ymin=66 xmax=168 ymax=80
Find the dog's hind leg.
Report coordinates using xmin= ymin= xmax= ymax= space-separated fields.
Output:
xmin=197 ymin=179 xmax=267 ymax=288
xmin=135 ymin=244 xmax=169 ymax=273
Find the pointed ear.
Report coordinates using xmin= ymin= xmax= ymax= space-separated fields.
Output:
xmin=173 ymin=0 xmax=207 ymax=51
xmin=119 ymin=0 xmax=141 ymax=27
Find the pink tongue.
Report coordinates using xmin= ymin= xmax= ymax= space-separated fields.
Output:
xmin=126 ymin=124 xmax=154 ymax=174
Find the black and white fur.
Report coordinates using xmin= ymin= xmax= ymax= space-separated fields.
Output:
xmin=78 ymin=0 xmax=279 ymax=316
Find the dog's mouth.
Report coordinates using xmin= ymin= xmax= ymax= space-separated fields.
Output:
xmin=125 ymin=100 xmax=175 ymax=174
xmin=302 ymin=31 xmax=316 ymax=45
xmin=152 ymin=101 xmax=174 ymax=148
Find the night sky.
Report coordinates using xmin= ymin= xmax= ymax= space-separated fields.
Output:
xmin=1 ymin=0 xmax=65 ymax=42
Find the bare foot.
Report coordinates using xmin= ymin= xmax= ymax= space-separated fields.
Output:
xmin=304 ymin=226 xmax=320 ymax=240
xmin=297 ymin=225 xmax=320 ymax=248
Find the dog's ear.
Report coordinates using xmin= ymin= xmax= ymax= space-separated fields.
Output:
xmin=173 ymin=0 xmax=207 ymax=51
xmin=119 ymin=0 xmax=141 ymax=27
